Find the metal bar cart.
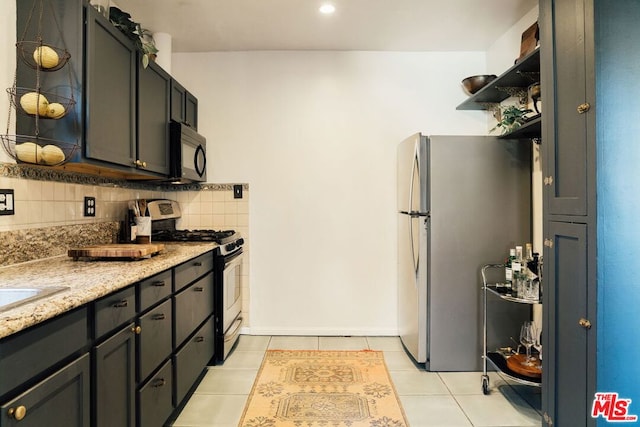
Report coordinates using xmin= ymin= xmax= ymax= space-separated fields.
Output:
xmin=481 ymin=263 xmax=542 ymax=395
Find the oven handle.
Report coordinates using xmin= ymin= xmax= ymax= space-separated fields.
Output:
xmin=223 ymin=250 xmax=244 ymax=270
xmin=224 ymin=317 xmax=243 ymax=343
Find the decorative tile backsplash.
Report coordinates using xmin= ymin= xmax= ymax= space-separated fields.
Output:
xmin=0 ymin=163 xmax=251 ymax=326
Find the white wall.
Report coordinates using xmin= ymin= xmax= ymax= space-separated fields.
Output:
xmin=172 ymin=51 xmax=486 ymax=335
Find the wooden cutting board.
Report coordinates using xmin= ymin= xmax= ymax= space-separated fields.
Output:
xmin=68 ymin=243 xmax=165 ymax=260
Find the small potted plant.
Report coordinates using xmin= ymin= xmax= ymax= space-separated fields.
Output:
xmin=108 ymin=7 xmax=158 ymax=68
xmin=492 ymin=105 xmax=532 ymax=135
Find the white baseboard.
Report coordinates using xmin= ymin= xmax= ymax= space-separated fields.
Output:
xmin=239 ymin=326 xmax=398 ymax=337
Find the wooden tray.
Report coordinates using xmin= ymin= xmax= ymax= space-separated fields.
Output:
xmin=506 ymin=354 xmax=542 ymax=378
xmin=68 ymin=243 xmax=165 ymax=260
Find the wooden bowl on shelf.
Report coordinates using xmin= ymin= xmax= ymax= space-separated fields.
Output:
xmin=461 ymin=74 xmax=497 ymax=95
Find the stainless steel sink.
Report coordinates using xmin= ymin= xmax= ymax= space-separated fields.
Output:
xmin=0 ymin=286 xmax=69 ymax=312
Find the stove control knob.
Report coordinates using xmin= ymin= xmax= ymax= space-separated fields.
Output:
xmin=236 ymin=238 xmax=245 ymax=246
xmin=225 ymin=243 xmax=236 ymax=251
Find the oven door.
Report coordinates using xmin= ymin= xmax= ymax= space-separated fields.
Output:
xmin=222 ymin=251 xmax=243 ymax=333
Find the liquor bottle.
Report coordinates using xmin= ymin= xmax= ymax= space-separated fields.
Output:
xmin=505 ymin=248 xmax=516 ymax=291
xmin=525 ymin=243 xmax=533 ymax=261
xmin=515 ymin=245 xmax=523 ymax=262
xmin=512 ymin=259 xmax=523 ymax=297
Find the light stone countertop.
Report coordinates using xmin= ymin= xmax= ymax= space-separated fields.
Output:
xmin=0 ymin=242 xmax=217 ymax=339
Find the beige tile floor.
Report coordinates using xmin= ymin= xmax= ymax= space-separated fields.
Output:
xmin=171 ymin=335 xmax=542 ymax=427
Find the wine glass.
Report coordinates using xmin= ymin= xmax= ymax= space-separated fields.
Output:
xmin=533 ymin=328 xmax=542 ymax=362
xmin=519 ymin=321 xmax=537 ymax=365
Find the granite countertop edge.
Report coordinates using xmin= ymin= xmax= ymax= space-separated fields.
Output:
xmin=0 ymin=242 xmax=217 ymax=339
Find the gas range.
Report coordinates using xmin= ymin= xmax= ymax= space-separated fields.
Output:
xmin=152 ymin=229 xmax=244 ymax=256
xmin=145 ymin=199 xmax=244 ymax=256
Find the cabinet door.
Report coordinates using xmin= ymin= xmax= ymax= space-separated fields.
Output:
xmin=540 ymin=0 xmax=593 ymax=216
xmin=174 ymin=317 xmax=214 ymax=406
xmin=138 ymin=360 xmax=173 ymax=427
xmin=137 ymin=59 xmax=171 ymax=175
xmin=542 ymin=221 xmax=594 ymax=426
xmin=1 ymin=354 xmax=90 ymax=427
xmin=185 ymin=91 xmax=198 ymax=130
xmin=174 ymin=272 xmax=214 ymax=348
xmin=94 ymin=323 xmax=136 ymax=427
xmin=138 ymin=299 xmax=172 ymax=382
xmin=170 ymin=79 xmax=187 ymax=124
xmin=84 ymin=6 xmax=136 ymax=169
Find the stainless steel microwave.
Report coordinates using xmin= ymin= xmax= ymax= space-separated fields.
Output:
xmin=169 ymin=121 xmax=207 ymax=183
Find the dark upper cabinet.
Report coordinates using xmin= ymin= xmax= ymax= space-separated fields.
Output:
xmin=137 ymin=59 xmax=171 ymax=175
xmin=171 ymin=79 xmax=198 ymax=130
xmin=0 ymin=354 xmax=90 ymax=427
xmin=186 ymin=91 xmax=198 ymax=130
xmin=84 ymin=5 xmax=137 ymax=170
xmin=14 ymin=1 xmax=199 ymax=180
xmin=540 ymin=0 xmax=593 ymax=217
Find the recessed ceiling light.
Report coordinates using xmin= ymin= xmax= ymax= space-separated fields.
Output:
xmin=319 ymin=3 xmax=336 ymax=14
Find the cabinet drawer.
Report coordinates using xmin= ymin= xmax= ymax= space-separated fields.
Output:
xmin=138 ymin=299 xmax=172 ymax=382
xmin=94 ymin=286 xmax=136 ymax=339
xmin=1 ymin=353 xmax=90 ymax=427
xmin=0 ymin=307 xmax=88 ymax=398
xmin=174 ymin=273 xmax=214 ymax=347
xmin=173 ymin=317 xmax=214 ymax=406
xmin=138 ymin=359 xmax=173 ymax=427
xmin=174 ymin=252 xmax=213 ymax=292
xmin=138 ymin=269 xmax=172 ymax=313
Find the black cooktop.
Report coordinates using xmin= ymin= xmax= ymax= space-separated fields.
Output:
xmin=152 ymin=229 xmax=237 ymax=244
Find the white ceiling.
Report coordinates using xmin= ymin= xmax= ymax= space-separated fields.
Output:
xmin=118 ymin=0 xmax=538 ymax=53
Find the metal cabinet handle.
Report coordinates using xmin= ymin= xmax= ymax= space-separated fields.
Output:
xmin=152 ymin=281 xmax=165 ymax=287
xmin=195 ymin=336 xmax=205 ymax=343
xmin=134 ymin=159 xmax=147 ymax=168
xmin=113 ymin=299 xmax=128 ymax=308
xmin=152 ymin=313 xmax=166 ymax=321
xmin=577 ymin=103 xmax=591 ymax=114
xmin=8 ymin=405 xmax=27 ymax=421
xmin=578 ymin=318 xmax=592 ymax=329
xmin=193 ymin=261 xmax=203 ymax=266
xmin=131 ymin=326 xmax=142 ymax=334
xmin=151 ymin=378 xmax=166 ymax=388
xmin=193 ymin=286 xmax=204 ymax=292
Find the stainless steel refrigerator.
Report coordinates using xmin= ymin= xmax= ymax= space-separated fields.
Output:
xmin=397 ymin=133 xmax=531 ymax=371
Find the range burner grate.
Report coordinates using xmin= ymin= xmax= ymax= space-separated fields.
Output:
xmin=152 ymin=229 xmax=237 ymax=244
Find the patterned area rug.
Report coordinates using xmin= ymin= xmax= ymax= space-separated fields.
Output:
xmin=238 ymin=350 xmax=409 ymax=427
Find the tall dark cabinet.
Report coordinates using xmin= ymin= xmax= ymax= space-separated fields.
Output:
xmin=540 ymin=0 xmax=596 ymax=425
xmin=540 ymin=0 xmax=640 ymax=425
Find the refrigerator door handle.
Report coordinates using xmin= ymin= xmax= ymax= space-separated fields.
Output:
xmin=410 ymin=215 xmax=419 ymax=278
xmin=407 ymin=142 xmax=419 ymax=214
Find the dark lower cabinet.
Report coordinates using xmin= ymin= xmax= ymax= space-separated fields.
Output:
xmin=138 ymin=360 xmax=173 ymax=427
xmin=174 ymin=317 xmax=215 ymax=405
xmin=542 ymin=221 xmax=592 ymax=426
xmin=1 ymin=252 xmax=214 ymax=427
xmin=0 ymin=354 xmax=90 ymax=427
xmin=94 ymin=323 xmax=136 ymax=427
xmin=174 ymin=272 xmax=214 ymax=346
xmin=138 ymin=299 xmax=173 ymax=382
